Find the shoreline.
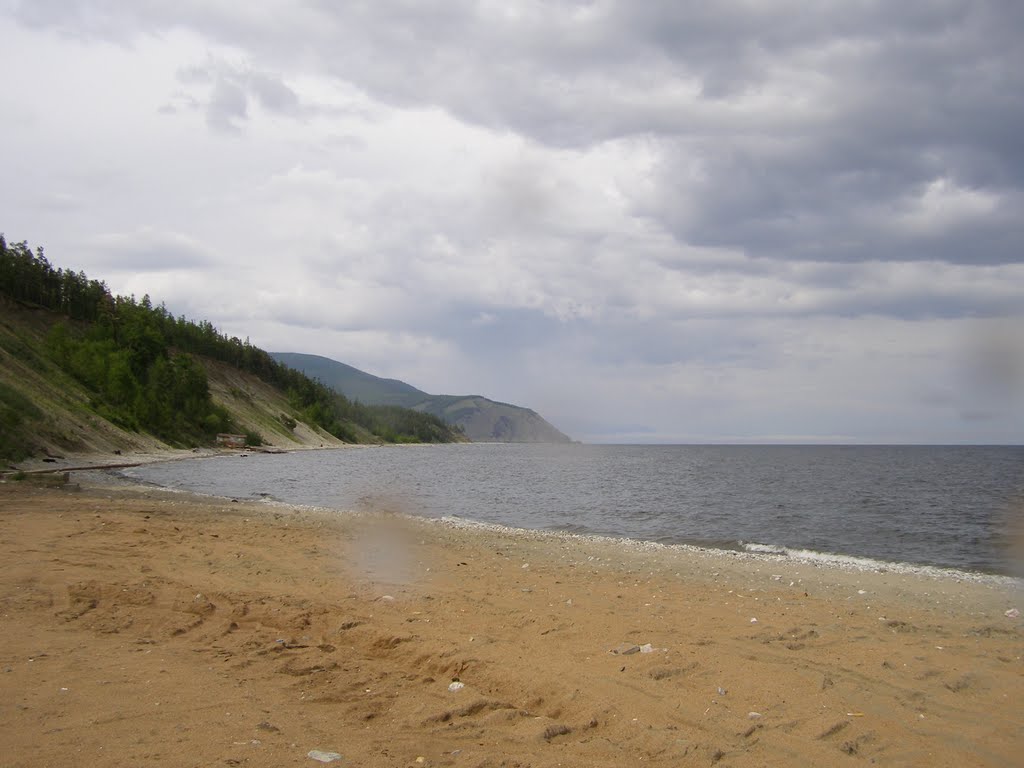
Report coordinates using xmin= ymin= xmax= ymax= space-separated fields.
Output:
xmin=68 ymin=465 xmax=1024 ymax=607
xmin=8 ymin=463 xmax=1024 ymax=624
xmin=4 ymin=442 xmax=366 ymax=477
xmin=73 ymin=446 xmax=1024 ymax=586
xmin=1 ymin=478 xmax=1021 ymax=766
xmin=435 ymin=513 xmax=1024 ymax=589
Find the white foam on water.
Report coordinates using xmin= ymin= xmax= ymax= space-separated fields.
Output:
xmin=738 ymin=541 xmax=1021 ymax=586
xmin=742 ymin=542 xmax=787 ymax=555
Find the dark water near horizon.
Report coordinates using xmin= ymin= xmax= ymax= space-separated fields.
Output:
xmin=124 ymin=444 xmax=1024 ymax=577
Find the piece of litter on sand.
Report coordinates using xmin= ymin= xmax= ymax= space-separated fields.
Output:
xmin=1005 ymin=608 xmax=1020 ymax=619
xmin=748 ymin=712 xmax=762 ymax=719
xmin=846 ymin=712 xmax=865 ymax=717
xmin=448 ymin=681 xmax=465 ymax=692
xmin=750 ymin=617 xmax=758 ymax=623
xmin=307 ymin=750 xmax=343 ymax=763
xmin=611 ymin=643 xmax=641 ymax=656
xmin=639 ymin=643 xmax=654 ymax=653
xmin=717 ymin=687 xmax=727 ymax=696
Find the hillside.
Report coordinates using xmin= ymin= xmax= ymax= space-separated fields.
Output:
xmin=0 ymin=236 xmax=463 ymax=463
xmin=270 ymin=352 xmax=573 ymax=443
xmin=0 ymin=294 xmax=350 ymax=462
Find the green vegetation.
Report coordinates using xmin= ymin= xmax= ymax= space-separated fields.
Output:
xmin=44 ymin=319 xmax=232 ymax=443
xmin=0 ymin=380 xmax=43 ymax=461
xmin=0 ymin=234 xmax=463 ymax=455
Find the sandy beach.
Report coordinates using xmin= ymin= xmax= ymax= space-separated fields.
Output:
xmin=1 ymin=476 xmax=1021 ymax=767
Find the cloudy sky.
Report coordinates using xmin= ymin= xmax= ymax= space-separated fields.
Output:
xmin=2 ymin=1 xmax=1022 ymax=443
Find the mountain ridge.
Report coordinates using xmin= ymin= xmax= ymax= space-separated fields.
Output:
xmin=270 ymin=352 xmax=572 ymax=443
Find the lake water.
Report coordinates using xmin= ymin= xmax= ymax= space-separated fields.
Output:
xmin=123 ymin=444 xmax=1024 ymax=577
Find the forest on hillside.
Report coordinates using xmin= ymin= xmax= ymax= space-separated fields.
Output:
xmin=0 ymin=235 xmax=462 ymax=452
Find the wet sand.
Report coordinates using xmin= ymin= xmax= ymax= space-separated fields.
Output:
xmin=0 ymin=479 xmax=1021 ymax=767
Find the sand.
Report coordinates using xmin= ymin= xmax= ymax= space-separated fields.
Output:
xmin=0 ymin=476 xmax=1021 ymax=767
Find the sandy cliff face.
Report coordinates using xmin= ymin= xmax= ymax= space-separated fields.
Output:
xmin=199 ymin=358 xmax=352 ymax=449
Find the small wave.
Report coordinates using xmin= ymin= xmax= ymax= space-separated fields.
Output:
xmin=742 ymin=542 xmax=787 ymax=555
xmin=544 ymin=523 xmax=594 ymax=535
xmin=742 ymin=540 xmax=899 ymax=569
xmin=738 ymin=541 xmax=1020 ymax=586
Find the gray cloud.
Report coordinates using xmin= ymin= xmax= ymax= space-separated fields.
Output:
xmin=173 ymin=60 xmax=305 ymax=130
xmin=206 ymin=78 xmax=247 ymax=131
xmin=32 ymin=0 xmax=1017 ymax=268
xmin=249 ymin=70 xmax=299 ymax=114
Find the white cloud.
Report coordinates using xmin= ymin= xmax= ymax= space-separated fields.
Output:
xmin=892 ymin=177 xmax=1001 ymax=236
